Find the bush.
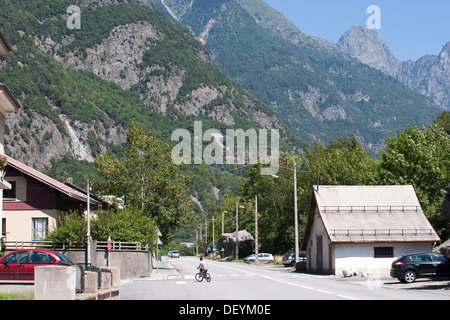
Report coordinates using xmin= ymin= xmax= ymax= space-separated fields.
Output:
xmin=46 ymin=208 xmax=157 ymax=245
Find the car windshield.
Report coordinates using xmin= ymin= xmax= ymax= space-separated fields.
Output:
xmin=56 ymin=253 xmax=73 ymax=264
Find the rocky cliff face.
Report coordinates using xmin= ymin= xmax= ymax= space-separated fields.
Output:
xmin=1 ymin=0 xmax=291 ymax=173
xmin=399 ymin=42 xmax=450 ymax=111
xmin=336 ymin=26 xmax=402 ymax=77
xmin=336 ymin=26 xmax=450 ymax=111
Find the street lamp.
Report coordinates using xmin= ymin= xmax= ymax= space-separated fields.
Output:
xmin=222 ymin=210 xmax=229 ymax=234
xmin=272 ymin=160 xmax=301 ymax=266
xmin=236 ymin=202 xmax=244 ymax=260
xmin=255 ymin=195 xmax=259 ymax=264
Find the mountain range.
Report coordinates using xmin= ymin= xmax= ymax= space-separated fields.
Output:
xmin=336 ymin=25 xmax=450 ymax=112
xmin=0 ymin=0 xmax=446 ymax=181
xmin=151 ymin=0 xmax=443 ymax=154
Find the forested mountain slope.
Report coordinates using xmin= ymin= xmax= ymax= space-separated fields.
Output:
xmin=153 ymin=0 xmax=442 ymax=154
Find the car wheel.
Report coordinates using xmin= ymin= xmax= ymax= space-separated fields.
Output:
xmin=401 ymin=270 xmax=417 ymax=283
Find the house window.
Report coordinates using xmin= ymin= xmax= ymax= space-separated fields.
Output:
xmin=32 ymin=218 xmax=47 ymax=241
xmin=2 ymin=218 xmax=5 ymax=240
xmin=3 ymin=181 xmax=16 ymax=200
xmin=374 ymin=247 xmax=393 ymax=258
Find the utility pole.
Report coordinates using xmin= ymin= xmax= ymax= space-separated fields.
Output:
xmin=199 ymin=226 xmax=202 ymax=254
xmin=236 ymin=202 xmax=239 ymax=261
xmin=195 ymin=230 xmax=198 ymax=256
xmin=235 ymin=202 xmax=245 ymax=260
xmin=205 ymin=221 xmax=207 ymax=255
xmin=222 ymin=211 xmax=228 ymax=234
xmin=212 ymin=217 xmax=215 ymax=254
xmin=86 ymin=179 xmax=91 ymax=266
xmin=255 ymin=195 xmax=258 ymax=264
xmin=294 ymin=161 xmax=299 ymax=266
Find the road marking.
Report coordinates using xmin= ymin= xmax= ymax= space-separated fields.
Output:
xmin=316 ymin=289 xmax=334 ymax=295
xmin=337 ymin=294 xmax=359 ymax=300
xmin=176 ymin=281 xmax=187 ymax=285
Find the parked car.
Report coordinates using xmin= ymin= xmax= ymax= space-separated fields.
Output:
xmin=244 ymin=253 xmax=275 ymax=264
xmin=390 ymin=252 xmax=450 ymax=283
xmin=169 ymin=250 xmax=179 ymax=258
xmin=0 ymin=249 xmax=73 ymax=281
xmin=281 ymin=253 xmax=307 ymax=267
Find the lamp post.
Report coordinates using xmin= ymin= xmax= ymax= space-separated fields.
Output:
xmin=204 ymin=221 xmax=207 ymax=255
xmin=222 ymin=210 xmax=229 ymax=234
xmin=293 ymin=161 xmax=299 ymax=265
xmin=235 ymin=202 xmax=244 ymax=260
xmin=272 ymin=158 xmax=305 ymax=267
xmin=199 ymin=226 xmax=202 ymax=254
xmin=195 ymin=230 xmax=198 ymax=256
xmin=212 ymin=217 xmax=215 ymax=254
xmin=255 ymin=195 xmax=259 ymax=264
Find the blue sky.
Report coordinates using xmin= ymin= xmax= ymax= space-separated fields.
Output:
xmin=263 ymin=0 xmax=450 ymax=62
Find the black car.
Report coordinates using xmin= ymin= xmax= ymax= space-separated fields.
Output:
xmin=390 ymin=252 xmax=450 ymax=283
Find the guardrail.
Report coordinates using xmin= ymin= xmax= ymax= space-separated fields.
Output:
xmin=4 ymin=240 xmax=149 ymax=251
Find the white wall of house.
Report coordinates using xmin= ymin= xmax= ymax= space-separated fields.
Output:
xmin=306 ymin=207 xmax=331 ymax=273
xmin=333 ymin=242 xmax=434 ymax=275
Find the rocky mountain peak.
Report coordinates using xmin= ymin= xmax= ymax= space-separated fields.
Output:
xmin=336 ymin=26 xmax=401 ymax=76
xmin=439 ymin=41 xmax=450 ymax=66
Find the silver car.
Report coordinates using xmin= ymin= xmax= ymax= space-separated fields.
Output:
xmin=244 ymin=253 xmax=274 ymax=264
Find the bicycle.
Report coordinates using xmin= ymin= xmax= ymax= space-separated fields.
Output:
xmin=195 ymin=270 xmax=211 ymax=282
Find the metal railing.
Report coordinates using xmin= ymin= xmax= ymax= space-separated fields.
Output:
xmin=4 ymin=240 xmax=149 ymax=251
xmin=330 ymin=229 xmax=435 ymax=237
xmin=320 ymin=205 xmax=420 ymax=212
xmin=96 ymin=241 xmax=149 ymax=251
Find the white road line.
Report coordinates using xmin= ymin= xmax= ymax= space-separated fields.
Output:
xmin=176 ymin=281 xmax=187 ymax=285
xmin=337 ymin=294 xmax=360 ymax=300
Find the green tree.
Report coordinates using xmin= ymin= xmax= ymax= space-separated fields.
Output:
xmin=46 ymin=208 xmax=157 ymax=245
xmin=434 ymin=110 xmax=450 ymax=135
xmin=94 ymin=122 xmax=193 ymax=242
xmin=378 ymin=125 xmax=450 ymax=238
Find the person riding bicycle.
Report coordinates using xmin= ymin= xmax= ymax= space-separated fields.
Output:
xmin=197 ymin=257 xmax=208 ymax=277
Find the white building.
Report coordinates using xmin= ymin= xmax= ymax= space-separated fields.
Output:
xmin=301 ymin=185 xmax=440 ymax=275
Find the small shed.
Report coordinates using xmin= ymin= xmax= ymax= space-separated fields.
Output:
xmin=301 ymin=185 xmax=440 ymax=275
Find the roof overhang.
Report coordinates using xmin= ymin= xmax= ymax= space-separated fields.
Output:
xmin=0 ymin=31 xmax=11 ymax=56
xmin=4 ymin=155 xmax=89 ymax=204
xmin=0 ymin=84 xmax=21 ymax=115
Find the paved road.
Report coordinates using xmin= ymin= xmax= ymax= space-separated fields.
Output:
xmin=120 ymin=256 xmax=450 ymax=301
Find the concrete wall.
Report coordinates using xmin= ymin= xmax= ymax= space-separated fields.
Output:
xmin=34 ymin=266 xmax=76 ymax=300
xmin=55 ymin=241 xmax=152 ymax=279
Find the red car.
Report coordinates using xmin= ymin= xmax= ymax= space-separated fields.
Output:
xmin=0 ymin=249 xmax=73 ymax=281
